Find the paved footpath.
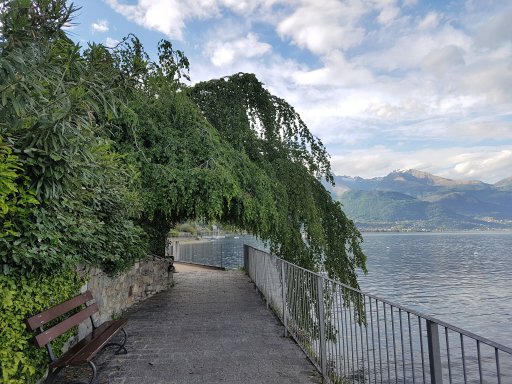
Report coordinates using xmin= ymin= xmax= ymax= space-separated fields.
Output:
xmin=64 ymin=267 xmax=321 ymax=384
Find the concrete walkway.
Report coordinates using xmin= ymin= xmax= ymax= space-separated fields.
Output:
xmin=69 ymin=267 xmax=321 ymax=383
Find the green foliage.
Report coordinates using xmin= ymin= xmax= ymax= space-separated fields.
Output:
xmin=0 ymin=268 xmax=83 ymax=383
xmin=0 ymin=0 xmax=147 ymax=275
xmin=168 ymin=228 xmax=180 ymax=237
xmin=176 ymin=222 xmax=197 ymax=235
xmin=0 ymin=137 xmax=39 ymax=240
xmin=98 ymin=37 xmax=242 ymax=255
xmin=2 ymin=0 xmax=366 ymax=285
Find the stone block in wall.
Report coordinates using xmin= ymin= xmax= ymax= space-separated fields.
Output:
xmin=76 ymin=258 xmax=173 ymax=340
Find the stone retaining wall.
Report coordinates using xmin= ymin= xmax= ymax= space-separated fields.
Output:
xmin=76 ymin=258 xmax=173 ymax=339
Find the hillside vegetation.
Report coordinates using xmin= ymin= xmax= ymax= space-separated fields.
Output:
xmin=329 ymin=170 xmax=512 ymax=231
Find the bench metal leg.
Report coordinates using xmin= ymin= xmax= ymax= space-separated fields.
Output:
xmin=44 ymin=362 xmax=96 ymax=384
xmin=45 ymin=367 xmax=62 ymax=384
xmin=69 ymin=362 xmax=97 ymax=384
xmin=87 ymin=361 xmax=97 ymax=384
xmin=105 ymin=327 xmax=128 ymax=355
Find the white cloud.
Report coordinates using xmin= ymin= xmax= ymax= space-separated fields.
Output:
xmin=474 ymin=8 xmax=512 ymax=49
xmin=449 ymin=120 xmax=512 ymax=141
xmin=365 ymin=98 xmax=429 ymax=120
xmin=206 ymin=33 xmax=272 ymax=67
xmin=305 ymin=116 xmax=374 ymax=146
xmin=91 ymin=19 xmax=109 ymax=33
xmin=422 ymin=45 xmax=466 ymax=77
xmin=359 ymin=26 xmax=471 ymax=71
xmin=106 ymin=0 xmax=199 ymax=40
xmin=451 ymin=150 xmax=512 ymax=182
xmin=293 ymin=51 xmax=373 ymax=87
xmin=457 ymin=60 xmax=512 ymax=104
xmin=276 ymin=0 xmax=366 ymax=54
xmin=105 ymin=0 xmax=276 ymax=40
xmin=105 ymin=37 xmax=120 ymax=47
xmin=418 ymin=11 xmax=440 ymax=30
xmin=373 ymin=0 xmax=400 ymax=26
xmin=220 ymin=0 xmax=254 ymax=13
xmin=331 ymin=146 xmax=424 ymax=179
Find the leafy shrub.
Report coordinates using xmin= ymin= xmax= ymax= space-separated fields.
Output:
xmin=169 ymin=228 xmax=180 ymax=237
xmin=0 ymin=269 xmax=83 ymax=383
xmin=0 ymin=2 xmax=148 ymax=275
xmin=0 ymin=137 xmax=40 ymax=273
xmin=176 ymin=222 xmax=197 ymax=235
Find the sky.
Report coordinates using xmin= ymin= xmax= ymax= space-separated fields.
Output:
xmin=69 ymin=0 xmax=512 ymax=183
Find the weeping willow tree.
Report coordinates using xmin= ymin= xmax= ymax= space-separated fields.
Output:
xmin=96 ymin=36 xmax=366 ymax=288
xmin=188 ymin=74 xmax=367 ymax=285
xmin=188 ymin=74 xmax=368 ymax=353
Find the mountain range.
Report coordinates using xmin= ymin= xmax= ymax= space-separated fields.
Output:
xmin=327 ymin=169 xmax=512 ymax=231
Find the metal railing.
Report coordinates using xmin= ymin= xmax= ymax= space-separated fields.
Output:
xmin=174 ymin=240 xmax=249 ymax=269
xmin=244 ymin=245 xmax=512 ymax=384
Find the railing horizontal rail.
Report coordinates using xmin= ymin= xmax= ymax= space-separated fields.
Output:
xmin=244 ymin=244 xmax=512 ymax=384
xmin=277 ymin=261 xmax=512 ymax=356
xmin=320 ymin=278 xmax=512 ymax=356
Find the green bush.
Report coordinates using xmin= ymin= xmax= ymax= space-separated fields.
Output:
xmin=169 ymin=228 xmax=181 ymax=237
xmin=176 ymin=222 xmax=197 ymax=235
xmin=0 ymin=269 xmax=83 ymax=383
xmin=0 ymin=2 xmax=148 ymax=276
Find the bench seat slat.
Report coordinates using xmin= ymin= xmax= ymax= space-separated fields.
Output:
xmin=26 ymin=291 xmax=94 ymax=330
xmin=50 ymin=318 xmax=127 ymax=368
xmin=71 ymin=318 xmax=128 ymax=364
xmin=35 ymin=304 xmax=99 ymax=347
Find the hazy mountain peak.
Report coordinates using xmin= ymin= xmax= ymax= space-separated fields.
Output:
xmin=495 ymin=176 xmax=512 ymax=189
xmin=392 ymin=169 xmax=485 ymax=187
xmin=397 ymin=169 xmax=453 ymax=185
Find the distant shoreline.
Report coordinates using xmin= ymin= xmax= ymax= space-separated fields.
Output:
xmin=168 ymin=234 xmax=247 ymax=244
xmin=360 ymin=228 xmax=512 ymax=234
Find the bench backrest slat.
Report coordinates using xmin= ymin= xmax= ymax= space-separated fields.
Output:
xmin=34 ymin=303 xmax=99 ymax=347
xmin=26 ymin=291 xmax=94 ymax=331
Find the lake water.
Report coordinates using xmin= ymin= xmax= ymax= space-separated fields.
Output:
xmin=178 ymin=232 xmax=512 ymax=348
xmin=177 ymin=235 xmax=267 ymax=269
xmin=358 ymin=231 xmax=512 ymax=348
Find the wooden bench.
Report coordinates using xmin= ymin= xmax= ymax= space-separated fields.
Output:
xmin=26 ymin=291 xmax=128 ymax=384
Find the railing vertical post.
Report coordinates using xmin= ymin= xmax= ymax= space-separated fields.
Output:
xmin=264 ymin=253 xmax=269 ymax=308
xmin=243 ymin=244 xmax=249 ymax=272
xmin=254 ymin=252 xmax=258 ymax=291
xmin=427 ymin=320 xmax=443 ymax=384
xmin=281 ymin=260 xmax=288 ymax=337
xmin=317 ymin=275 xmax=328 ymax=380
